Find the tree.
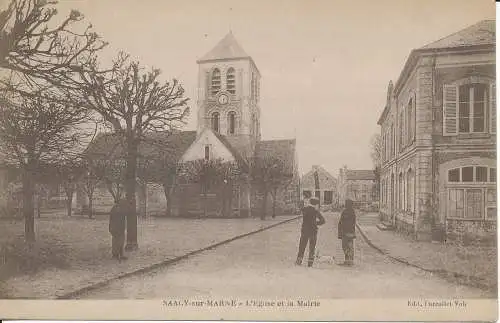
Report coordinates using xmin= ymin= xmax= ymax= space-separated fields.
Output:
xmin=0 ymin=90 xmax=91 ymax=242
xmin=50 ymin=158 xmax=85 ymax=217
xmin=80 ymin=159 xmax=100 ymax=219
xmin=75 ymin=58 xmax=189 ymax=250
xmin=251 ymin=156 xmax=292 ymax=220
xmin=178 ymin=158 xmax=241 ymax=217
xmin=0 ymin=0 xmax=106 ymax=91
xmin=370 ymin=133 xmax=382 ymax=201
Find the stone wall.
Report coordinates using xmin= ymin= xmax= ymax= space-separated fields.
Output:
xmin=446 ymin=219 xmax=496 ymax=245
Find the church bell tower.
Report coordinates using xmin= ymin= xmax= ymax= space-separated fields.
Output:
xmin=196 ymin=32 xmax=261 ymax=159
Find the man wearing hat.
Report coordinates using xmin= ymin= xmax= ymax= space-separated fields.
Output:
xmin=295 ymin=197 xmax=325 ymax=267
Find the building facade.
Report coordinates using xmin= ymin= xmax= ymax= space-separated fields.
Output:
xmin=337 ymin=165 xmax=377 ymax=209
xmin=301 ymin=165 xmax=339 ymax=210
xmin=378 ymin=20 xmax=496 ymax=242
xmin=76 ymin=32 xmax=300 ymax=218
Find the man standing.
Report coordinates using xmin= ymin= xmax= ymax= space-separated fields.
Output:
xmin=338 ymin=199 xmax=356 ymax=266
xmin=295 ymin=197 xmax=325 ymax=267
xmin=109 ymin=199 xmax=128 ymax=261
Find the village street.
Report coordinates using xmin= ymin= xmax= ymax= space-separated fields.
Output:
xmin=79 ymin=212 xmax=491 ymax=299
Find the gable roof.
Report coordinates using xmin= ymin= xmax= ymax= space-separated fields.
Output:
xmin=346 ymin=170 xmax=375 ymax=181
xmin=212 ymin=131 xmax=249 ymax=172
xmin=255 ymin=139 xmax=296 ymax=175
xmin=85 ymin=130 xmax=197 ymax=163
xmin=378 ymin=20 xmax=495 ymax=125
xmin=420 ymin=20 xmax=495 ymax=50
xmin=301 ymin=165 xmax=337 ymax=188
xmin=198 ymin=32 xmax=250 ymax=62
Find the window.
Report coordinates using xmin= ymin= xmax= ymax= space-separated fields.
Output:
xmin=211 ymin=112 xmax=220 ymax=132
xmin=490 ymin=168 xmax=496 ymax=182
xmin=399 ymin=110 xmax=405 ymax=151
xmin=228 ymin=111 xmax=236 ymax=135
xmin=459 ymin=84 xmax=487 ymax=133
xmin=211 ymin=69 xmax=221 ymax=95
xmin=447 ymin=165 xmax=496 ymax=220
xmin=315 ymin=190 xmax=320 ymax=200
xmin=226 ymin=68 xmax=235 ymax=94
xmin=462 ymin=167 xmax=473 ymax=182
xmin=324 ymin=191 xmax=333 ymax=205
xmin=407 ymin=169 xmax=414 ymax=212
xmin=448 ymin=166 xmax=496 ymax=183
xmin=443 ymin=81 xmax=495 ymax=135
xmin=486 ymin=188 xmax=496 ymax=219
xmin=448 ymin=169 xmax=460 ymax=182
xmin=407 ymin=97 xmax=415 ymax=144
xmin=399 ymin=172 xmax=404 ymax=210
xmin=204 ymin=145 xmax=210 ymax=160
xmin=476 ymin=166 xmax=488 ymax=182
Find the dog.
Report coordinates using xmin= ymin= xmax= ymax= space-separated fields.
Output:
xmin=315 ymin=250 xmax=335 ymax=264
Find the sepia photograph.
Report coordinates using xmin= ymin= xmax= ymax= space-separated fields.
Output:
xmin=0 ymin=0 xmax=497 ymax=321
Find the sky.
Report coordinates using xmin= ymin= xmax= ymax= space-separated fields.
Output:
xmin=39 ymin=0 xmax=496 ymax=176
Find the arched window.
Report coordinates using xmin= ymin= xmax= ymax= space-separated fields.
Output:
xmin=211 ymin=69 xmax=221 ymax=96
xmin=226 ymin=68 xmax=235 ymax=94
xmin=228 ymin=111 xmax=236 ymax=135
xmin=407 ymin=169 xmax=414 ymax=212
xmin=399 ymin=172 xmax=404 ymax=210
xmin=204 ymin=145 xmax=210 ymax=160
xmin=211 ymin=112 xmax=220 ymax=132
xmin=407 ymin=98 xmax=414 ymax=144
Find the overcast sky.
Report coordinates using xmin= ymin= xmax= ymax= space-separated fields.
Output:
xmin=50 ymin=0 xmax=496 ymax=176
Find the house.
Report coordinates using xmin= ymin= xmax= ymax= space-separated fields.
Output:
xmin=337 ymin=165 xmax=377 ymax=209
xmin=377 ymin=20 xmax=496 ymax=242
xmin=77 ymin=32 xmax=300 ymax=218
xmin=301 ymin=165 xmax=339 ymax=210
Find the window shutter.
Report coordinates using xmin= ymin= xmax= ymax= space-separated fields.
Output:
xmin=443 ymin=84 xmax=458 ymax=136
xmin=490 ymin=83 xmax=496 ymax=134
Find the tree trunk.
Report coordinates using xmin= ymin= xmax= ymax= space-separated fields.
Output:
xmin=87 ymin=192 xmax=94 ymax=219
xmin=271 ymin=188 xmax=277 ymax=219
xmin=66 ymin=190 xmax=73 ymax=217
xmin=22 ymin=165 xmax=35 ymax=243
xmin=125 ymin=139 xmax=138 ymax=250
xmin=163 ymin=183 xmax=173 ymax=217
xmin=261 ymin=189 xmax=268 ymax=220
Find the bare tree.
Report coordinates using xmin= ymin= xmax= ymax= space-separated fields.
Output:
xmin=75 ymin=58 xmax=190 ymax=250
xmin=179 ymin=159 xmax=241 ymax=217
xmin=251 ymin=156 xmax=291 ymax=220
xmin=0 ymin=0 xmax=106 ymax=92
xmin=0 ymin=90 xmax=91 ymax=242
xmin=370 ymin=133 xmax=382 ymax=201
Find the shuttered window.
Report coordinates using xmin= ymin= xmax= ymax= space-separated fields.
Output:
xmin=226 ymin=68 xmax=236 ymax=94
xmin=443 ymin=82 xmax=495 ymax=135
xmin=211 ymin=69 xmax=221 ymax=96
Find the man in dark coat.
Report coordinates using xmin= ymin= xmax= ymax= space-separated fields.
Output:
xmin=109 ymin=199 xmax=128 ymax=261
xmin=338 ymin=199 xmax=356 ymax=266
xmin=295 ymin=197 xmax=325 ymax=267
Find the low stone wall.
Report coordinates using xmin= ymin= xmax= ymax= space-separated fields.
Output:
xmin=446 ymin=219 xmax=497 ymax=245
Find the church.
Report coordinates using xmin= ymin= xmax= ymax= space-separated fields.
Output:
xmin=77 ymin=32 xmax=300 ymax=218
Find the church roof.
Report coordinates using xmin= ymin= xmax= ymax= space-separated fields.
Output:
xmin=420 ymin=20 xmax=495 ymax=50
xmin=85 ymin=130 xmax=197 ymax=163
xmin=198 ymin=32 xmax=251 ymax=62
xmin=255 ymin=139 xmax=296 ymax=176
xmin=345 ymin=170 xmax=375 ymax=181
xmin=212 ymin=132 xmax=249 ymax=172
